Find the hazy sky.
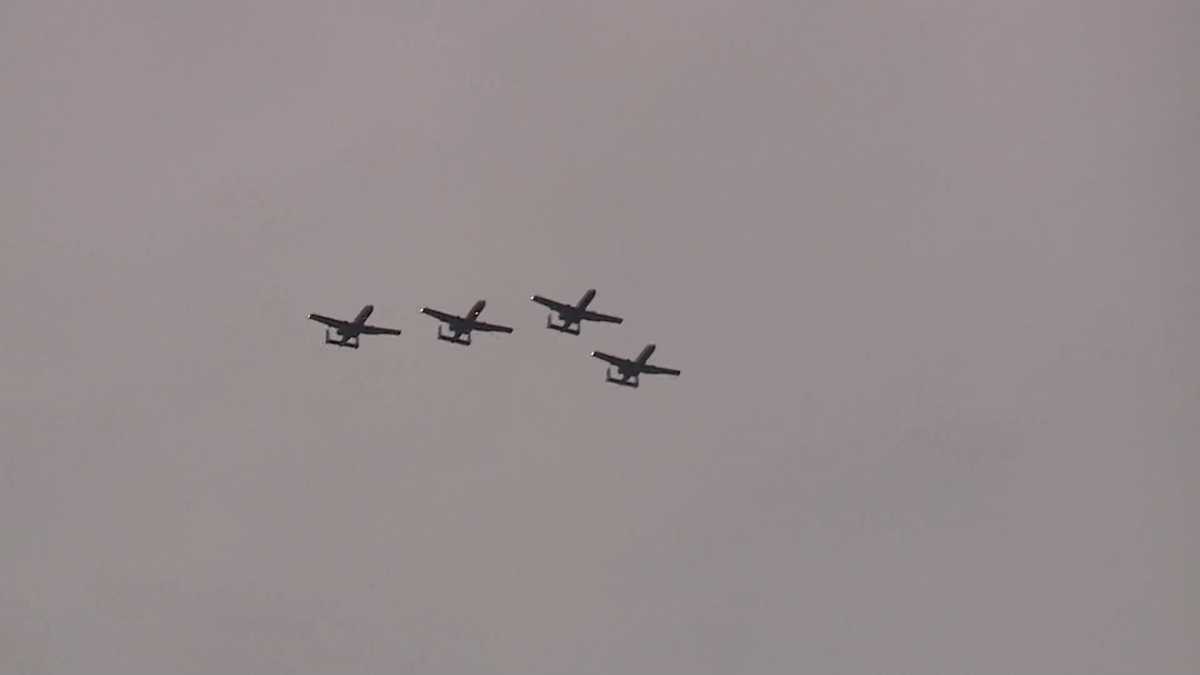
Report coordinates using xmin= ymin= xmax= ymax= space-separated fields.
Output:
xmin=3 ymin=1 xmax=1197 ymax=673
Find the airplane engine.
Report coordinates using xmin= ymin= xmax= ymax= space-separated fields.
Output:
xmin=546 ymin=314 xmax=581 ymax=335
xmin=605 ymin=368 xmax=638 ymax=388
xmin=324 ymin=329 xmax=359 ymax=348
xmin=437 ymin=325 xmax=471 ymax=346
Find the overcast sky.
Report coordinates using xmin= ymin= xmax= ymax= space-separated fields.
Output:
xmin=2 ymin=1 xmax=1198 ymax=673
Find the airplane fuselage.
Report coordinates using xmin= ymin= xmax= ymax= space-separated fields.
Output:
xmin=574 ymin=289 xmax=596 ymax=311
xmin=450 ymin=300 xmax=487 ymax=334
xmin=616 ymin=345 xmax=656 ymax=376
xmin=635 ymin=344 xmax=656 ymax=366
xmin=337 ymin=305 xmax=374 ymax=336
xmin=552 ymin=289 xmax=596 ymax=326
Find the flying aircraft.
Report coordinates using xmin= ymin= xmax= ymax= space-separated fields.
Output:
xmin=307 ymin=305 xmax=402 ymax=349
xmin=420 ymin=299 xmax=514 ymax=346
xmin=590 ymin=344 xmax=681 ymax=387
xmin=530 ymin=288 xmax=623 ymax=335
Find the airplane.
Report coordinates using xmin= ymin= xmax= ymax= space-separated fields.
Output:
xmin=307 ymin=304 xmax=402 ymax=349
xmin=420 ymin=299 xmax=514 ymax=346
xmin=530 ymin=288 xmax=623 ymax=335
xmin=590 ymin=344 xmax=680 ymax=388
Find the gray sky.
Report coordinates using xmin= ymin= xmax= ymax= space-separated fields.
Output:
xmin=3 ymin=1 xmax=1198 ymax=673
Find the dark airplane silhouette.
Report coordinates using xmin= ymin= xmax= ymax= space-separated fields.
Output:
xmin=308 ymin=305 xmax=402 ymax=349
xmin=590 ymin=344 xmax=680 ymax=388
xmin=420 ymin=299 xmax=514 ymax=346
xmin=530 ymin=288 xmax=623 ymax=335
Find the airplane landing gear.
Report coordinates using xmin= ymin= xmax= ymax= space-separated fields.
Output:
xmin=546 ymin=314 xmax=581 ymax=335
xmin=324 ymin=330 xmax=360 ymax=349
xmin=437 ymin=325 xmax=472 ymax=346
xmin=605 ymin=368 xmax=638 ymax=388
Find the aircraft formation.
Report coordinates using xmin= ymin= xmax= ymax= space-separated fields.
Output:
xmin=308 ymin=289 xmax=680 ymax=388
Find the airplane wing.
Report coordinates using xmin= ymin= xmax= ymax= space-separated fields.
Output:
xmin=472 ymin=321 xmax=514 ymax=333
xmin=530 ymin=295 xmax=570 ymax=312
xmin=359 ymin=324 xmax=402 ymax=335
xmin=580 ymin=310 xmax=624 ymax=324
xmin=590 ymin=351 xmax=629 ymax=367
xmin=308 ymin=313 xmax=348 ymax=329
xmin=640 ymin=364 xmax=681 ymax=376
xmin=420 ymin=307 xmax=459 ymax=324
